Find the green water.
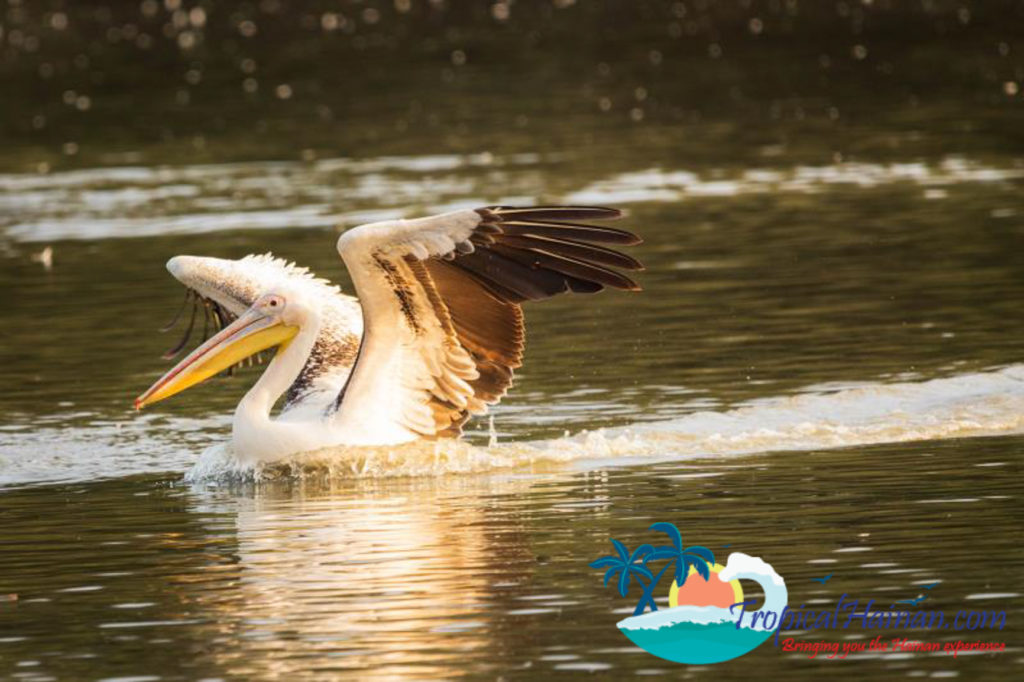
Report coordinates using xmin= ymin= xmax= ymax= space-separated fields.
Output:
xmin=1 ymin=2 xmax=1023 ymax=679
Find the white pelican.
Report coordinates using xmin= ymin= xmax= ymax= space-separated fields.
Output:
xmin=135 ymin=206 xmax=642 ymax=462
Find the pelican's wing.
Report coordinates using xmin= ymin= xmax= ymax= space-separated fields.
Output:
xmin=162 ymin=254 xmax=363 ymax=418
xmin=331 ymin=206 xmax=643 ymax=443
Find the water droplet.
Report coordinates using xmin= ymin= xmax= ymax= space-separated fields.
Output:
xmin=49 ymin=12 xmax=69 ymax=31
xmin=189 ymin=7 xmax=207 ymax=28
xmin=492 ymin=3 xmax=511 ymax=21
xmin=177 ymin=31 xmax=196 ymax=50
xmin=321 ymin=12 xmax=344 ymax=31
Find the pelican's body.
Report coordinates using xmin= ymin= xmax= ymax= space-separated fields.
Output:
xmin=136 ymin=206 xmax=643 ymax=463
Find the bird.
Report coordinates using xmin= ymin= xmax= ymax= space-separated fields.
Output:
xmin=894 ymin=595 xmax=927 ymax=606
xmin=135 ymin=206 xmax=643 ymax=463
xmin=920 ymin=582 xmax=940 ymax=590
xmin=811 ymin=573 xmax=833 ymax=585
xmin=31 ymin=245 xmax=53 ymax=270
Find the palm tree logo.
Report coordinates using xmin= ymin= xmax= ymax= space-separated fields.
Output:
xmin=589 ymin=522 xmax=715 ymax=616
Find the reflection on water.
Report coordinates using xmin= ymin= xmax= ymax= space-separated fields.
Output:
xmin=192 ymin=483 xmax=509 ymax=679
xmin=1 ymin=436 xmax=1020 ymax=680
xmin=1 ymin=154 xmax=1021 ymax=242
xmin=0 ymin=153 xmax=548 ymax=242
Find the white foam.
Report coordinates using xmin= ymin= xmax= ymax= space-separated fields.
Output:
xmin=3 ymin=365 xmax=1024 ymax=486
xmin=184 ymin=365 xmax=1024 ymax=483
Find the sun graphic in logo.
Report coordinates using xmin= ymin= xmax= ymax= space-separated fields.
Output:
xmin=669 ymin=563 xmax=744 ymax=610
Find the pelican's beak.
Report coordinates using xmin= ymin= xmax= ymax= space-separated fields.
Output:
xmin=135 ymin=308 xmax=299 ymax=410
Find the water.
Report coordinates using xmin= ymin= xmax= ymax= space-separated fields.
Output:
xmin=2 ymin=2 xmax=1023 ymax=679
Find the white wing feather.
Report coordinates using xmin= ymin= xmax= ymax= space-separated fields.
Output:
xmin=331 ymin=210 xmax=485 ymax=444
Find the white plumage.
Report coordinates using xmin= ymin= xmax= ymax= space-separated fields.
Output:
xmin=136 ymin=206 xmax=643 ymax=463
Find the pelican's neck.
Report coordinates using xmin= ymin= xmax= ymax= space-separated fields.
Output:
xmin=237 ymin=314 xmax=320 ymax=421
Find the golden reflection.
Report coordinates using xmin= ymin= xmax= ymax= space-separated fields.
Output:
xmin=185 ymin=476 xmax=539 ymax=680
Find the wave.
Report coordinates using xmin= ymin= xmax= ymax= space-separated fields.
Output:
xmin=3 ymin=365 xmax=1022 ymax=486
xmin=3 ymin=154 xmax=1021 ymax=243
xmin=184 ymin=365 xmax=1024 ymax=483
xmin=565 ymin=156 xmax=1024 ymax=205
xmin=618 ymin=605 xmax=735 ymax=631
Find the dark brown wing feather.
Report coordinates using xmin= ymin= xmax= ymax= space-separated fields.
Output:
xmin=405 ymin=205 xmax=642 ymax=438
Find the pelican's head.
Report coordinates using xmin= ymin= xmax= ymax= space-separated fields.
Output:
xmin=135 ymin=290 xmax=304 ymax=410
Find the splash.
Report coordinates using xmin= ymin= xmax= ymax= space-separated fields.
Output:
xmin=184 ymin=365 xmax=1024 ymax=483
xmin=3 ymin=366 xmax=1023 ymax=487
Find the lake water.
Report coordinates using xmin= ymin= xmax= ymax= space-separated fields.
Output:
xmin=1 ymin=2 xmax=1022 ymax=680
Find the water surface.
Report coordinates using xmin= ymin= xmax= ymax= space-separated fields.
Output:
xmin=1 ymin=2 xmax=1022 ymax=679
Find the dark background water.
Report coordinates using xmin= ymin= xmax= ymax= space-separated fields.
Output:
xmin=2 ymin=0 xmax=1024 ymax=171
xmin=1 ymin=1 xmax=1023 ymax=680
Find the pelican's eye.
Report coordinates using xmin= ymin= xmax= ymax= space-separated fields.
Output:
xmin=263 ymin=295 xmax=285 ymax=310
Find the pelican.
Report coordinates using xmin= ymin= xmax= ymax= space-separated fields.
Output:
xmin=135 ymin=206 xmax=643 ymax=463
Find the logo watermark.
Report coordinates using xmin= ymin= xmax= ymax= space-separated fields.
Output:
xmin=590 ymin=522 xmax=1007 ymax=665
